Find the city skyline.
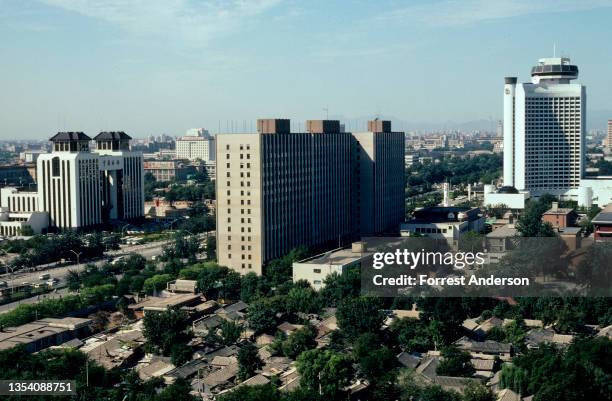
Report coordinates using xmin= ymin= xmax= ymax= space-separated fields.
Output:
xmin=1 ymin=0 xmax=612 ymax=139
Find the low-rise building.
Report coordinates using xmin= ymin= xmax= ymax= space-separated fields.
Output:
xmin=127 ymin=293 xmax=203 ymax=318
xmin=483 ymin=185 xmax=530 ymax=210
xmin=542 ymin=202 xmax=578 ymax=229
xmin=292 ymin=242 xmax=370 ymax=290
xmin=592 ymin=204 xmax=612 ymax=242
xmin=485 ymin=224 xmax=519 ymax=263
xmin=0 ymin=317 xmax=92 ymax=352
xmin=144 ymin=160 xmax=196 ymax=182
xmin=401 ymin=206 xmax=485 ymax=246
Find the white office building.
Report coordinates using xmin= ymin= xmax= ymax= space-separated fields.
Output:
xmin=0 ymin=132 xmax=144 ymax=235
xmin=176 ymin=129 xmax=215 ymax=162
xmin=503 ymin=57 xmax=585 ymax=194
xmin=486 ymin=57 xmax=612 ymax=208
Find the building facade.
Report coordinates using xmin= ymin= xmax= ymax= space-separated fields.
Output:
xmin=504 ymin=58 xmax=585 ymax=194
xmin=143 ymin=160 xmax=196 ymax=182
xmin=36 ymin=132 xmax=144 ymax=229
xmin=489 ymin=56 xmax=612 ymax=208
xmin=0 ymin=132 xmax=144 ymax=234
xmin=176 ymin=130 xmax=216 ymax=162
xmin=608 ymin=120 xmax=612 ymax=150
xmin=216 ymin=118 xmax=405 ymax=275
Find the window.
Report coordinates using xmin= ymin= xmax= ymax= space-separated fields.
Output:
xmin=52 ymin=157 xmax=60 ymax=177
xmin=313 ymin=269 xmax=321 ymax=274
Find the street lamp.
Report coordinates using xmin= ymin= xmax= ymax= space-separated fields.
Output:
xmin=69 ymin=250 xmax=82 ymax=268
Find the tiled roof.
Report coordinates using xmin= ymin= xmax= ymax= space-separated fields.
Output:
xmin=49 ymin=132 xmax=91 ymax=141
xmin=94 ymin=131 xmax=132 ymax=141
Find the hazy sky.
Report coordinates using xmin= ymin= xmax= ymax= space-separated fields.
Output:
xmin=1 ymin=0 xmax=612 ymax=139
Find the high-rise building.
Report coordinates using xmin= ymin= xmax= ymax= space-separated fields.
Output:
xmin=487 ymin=56 xmax=612 ymax=209
xmin=216 ymin=118 xmax=404 ymax=275
xmin=176 ymin=129 xmax=215 ymax=162
xmin=352 ymin=120 xmax=406 ymax=236
xmin=607 ymin=120 xmax=612 ymax=149
xmin=503 ymin=57 xmax=585 ymax=196
xmin=35 ymin=131 xmax=144 ymax=230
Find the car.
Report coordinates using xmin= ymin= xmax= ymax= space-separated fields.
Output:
xmin=111 ymin=256 xmax=126 ymax=265
xmin=46 ymin=278 xmax=59 ymax=286
xmin=39 ymin=273 xmax=51 ymax=281
xmin=0 ymin=281 xmax=7 ymax=288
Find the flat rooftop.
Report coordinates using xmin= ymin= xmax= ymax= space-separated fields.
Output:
xmin=296 ymin=247 xmax=371 ymax=266
xmin=0 ymin=317 xmax=92 ymax=351
xmin=128 ymin=293 xmax=201 ymax=311
xmin=407 ymin=206 xmax=481 ymax=224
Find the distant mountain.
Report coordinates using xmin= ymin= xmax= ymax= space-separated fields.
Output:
xmin=331 ymin=109 xmax=612 ymax=133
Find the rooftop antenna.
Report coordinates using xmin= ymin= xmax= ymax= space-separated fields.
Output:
xmin=323 ymin=107 xmax=329 ymax=120
xmin=553 ymin=42 xmax=556 ymax=57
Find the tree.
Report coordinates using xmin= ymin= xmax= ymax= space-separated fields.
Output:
xmin=196 ymin=262 xmax=229 ymax=299
xmin=247 ymin=298 xmax=279 ymax=334
xmin=391 ymin=318 xmax=434 ymax=353
xmin=280 ymin=324 xmax=317 ymax=359
xmin=66 ymin=269 xmax=81 ymax=291
xmin=143 ymin=308 xmax=192 ymax=356
xmin=358 ymin=346 xmax=396 ymax=383
xmin=296 ymin=349 xmax=353 ymax=399
xmin=143 ymin=274 xmax=173 ymax=295
xmin=576 ymin=242 xmax=612 ymax=295
xmin=205 ymin=236 xmax=216 ymax=261
xmin=219 ymin=319 xmax=243 ymax=346
xmin=462 ymin=383 xmax=495 ymax=401
xmin=336 ymin=296 xmax=384 ymax=339
xmin=286 ymin=285 xmax=322 ymax=315
xmin=264 ymin=246 xmax=309 ymax=288
xmin=319 ymin=265 xmax=361 ymax=307
xmin=240 ymin=272 xmax=265 ymax=303
xmin=220 ymin=271 xmax=242 ymax=301
xmin=515 ymin=195 xmax=558 ymax=237
xmin=237 ymin=342 xmax=263 ymax=381
xmin=436 ymin=346 xmax=475 ymax=377
xmin=155 ymin=378 xmax=197 ymax=401
xmin=20 ymin=225 xmax=35 ymax=236
xmin=170 ymin=342 xmax=193 ymax=366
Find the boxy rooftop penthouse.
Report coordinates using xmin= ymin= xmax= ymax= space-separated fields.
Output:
xmin=255 ymin=118 xmax=393 ymax=134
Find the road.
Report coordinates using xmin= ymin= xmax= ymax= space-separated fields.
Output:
xmin=0 ymin=231 xmax=215 ymax=314
xmin=0 ymin=240 xmax=169 ymax=289
xmin=0 ymin=288 xmax=72 ymax=313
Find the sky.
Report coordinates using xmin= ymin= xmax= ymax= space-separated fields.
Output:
xmin=1 ymin=0 xmax=612 ymax=139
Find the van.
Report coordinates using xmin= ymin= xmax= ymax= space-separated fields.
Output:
xmin=38 ymin=273 xmax=51 ymax=281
